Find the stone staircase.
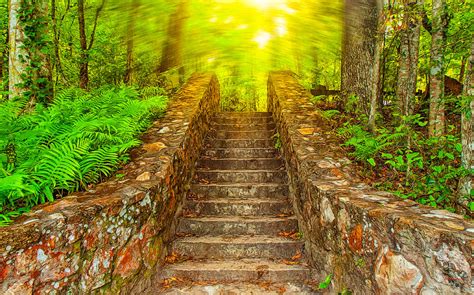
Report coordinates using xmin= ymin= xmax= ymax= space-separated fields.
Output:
xmin=160 ymin=112 xmax=315 ymax=294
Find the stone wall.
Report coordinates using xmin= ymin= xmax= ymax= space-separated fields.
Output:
xmin=0 ymin=73 xmax=220 ymax=294
xmin=268 ymin=71 xmax=473 ymax=294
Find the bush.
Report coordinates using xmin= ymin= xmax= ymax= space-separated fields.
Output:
xmin=0 ymin=86 xmax=168 ymax=225
xmin=338 ymin=114 xmax=472 ymax=213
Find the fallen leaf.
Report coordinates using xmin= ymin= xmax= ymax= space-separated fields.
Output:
xmin=291 ymin=251 xmax=302 ymax=261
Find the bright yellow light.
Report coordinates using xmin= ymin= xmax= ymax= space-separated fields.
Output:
xmin=246 ymin=0 xmax=286 ymax=10
xmin=275 ymin=17 xmax=287 ymax=36
xmin=253 ymin=31 xmax=272 ymax=48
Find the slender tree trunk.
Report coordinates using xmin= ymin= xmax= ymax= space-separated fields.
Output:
xmin=159 ymin=0 xmax=187 ymax=74
xmin=51 ymin=0 xmax=65 ymax=88
xmin=78 ymin=0 xmax=88 ymax=89
xmin=78 ymin=0 xmax=106 ymax=89
xmin=428 ymin=0 xmax=447 ymax=137
xmin=396 ymin=0 xmax=422 ymax=117
xmin=341 ymin=0 xmax=380 ymax=117
xmin=124 ymin=0 xmax=139 ymax=85
xmin=368 ymin=0 xmax=384 ymax=132
xmin=459 ymin=36 xmax=473 ymax=211
xmin=460 ymin=55 xmax=467 ymax=83
xmin=8 ymin=0 xmax=26 ymax=99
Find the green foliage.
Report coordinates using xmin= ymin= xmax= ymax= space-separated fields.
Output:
xmin=318 ymin=274 xmax=332 ymax=290
xmin=273 ymin=133 xmax=282 ymax=150
xmin=0 ymin=87 xmax=167 ymax=225
xmin=339 ymin=115 xmax=471 ymax=211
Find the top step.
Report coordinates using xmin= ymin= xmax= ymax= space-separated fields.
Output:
xmin=216 ymin=112 xmax=272 ymax=118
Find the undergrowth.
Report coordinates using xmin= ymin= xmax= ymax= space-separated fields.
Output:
xmin=338 ymin=114 xmax=472 ymax=215
xmin=0 ymin=86 xmax=168 ymax=225
xmin=309 ymin=94 xmax=472 ymax=216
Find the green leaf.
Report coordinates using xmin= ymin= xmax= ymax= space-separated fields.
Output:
xmin=381 ymin=153 xmax=393 ymax=159
xmin=367 ymin=158 xmax=376 ymax=167
xmin=319 ymin=274 xmax=333 ymax=289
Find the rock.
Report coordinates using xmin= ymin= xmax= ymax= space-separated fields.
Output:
xmin=136 ymin=172 xmax=151 ymax=181
xmin=375 ymin=246 xmax=424 ymax=294
xmin=297 ymin=128 xmax=315 ymax=135
xmin=143 ymin=142 xmax=167 ymax=152
xmin=320 ymin=197 xmax=335 ymax=225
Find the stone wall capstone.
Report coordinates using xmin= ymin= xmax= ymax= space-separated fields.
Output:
xmin=268 ymin=71 xmax=473 ymax=294
xmin=0 ymin=73 xmax=220 ymax=294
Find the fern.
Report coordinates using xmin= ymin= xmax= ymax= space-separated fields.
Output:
xmin=0 ymin=86 xmax=168 ymax=224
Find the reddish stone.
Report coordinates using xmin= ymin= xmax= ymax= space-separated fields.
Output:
xmin=0 ymin=262 xmax=10 ymax=281
xmin=375 ymin=246 xmax=424 ymax=294
xmin=114 ymin=239 xmax=142 ymax=278
xmin=348 ymin=224 xmax=363 ymax=253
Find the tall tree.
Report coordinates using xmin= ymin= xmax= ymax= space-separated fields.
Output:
xmin=124 ymin=0 xmax=139 ymax=85
xmin=159 ymin=0 xmax=187 ymax=74
xmin=368 ymin=0 xmax=384 ymax=132
xmin=396 ymin=0 xmax=422 ymax=117
xmin=459 ymin=36 xmax=473 ymax=210
xmin=341 ymin=0 xmax=382 ymax=130
xmin=428 ymin=0 xmax=447 ymax=137
xmin=8 ymin=0 xmax=52 ymax=106
xmin=78 ymin=0 xmax=106 ymax=89
xmin=8 ymin=0 xmax=26 ymax=99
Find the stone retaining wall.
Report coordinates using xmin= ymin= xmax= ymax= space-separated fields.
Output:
xmin=268 ymin=71 xmax=473 ymax=294
xmin=0 ymin=73 xmax=220 ymax=294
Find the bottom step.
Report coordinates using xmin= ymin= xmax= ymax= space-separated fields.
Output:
xmin=161 ymin=259 xmax=311 ymax=283
xmin=157 ymin=283 xmax=317 ymax=294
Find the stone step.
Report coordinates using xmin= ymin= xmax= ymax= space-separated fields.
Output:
xmin=215 ymin=112 xmax=272 ymax=118
xmin=197 ymin=158 xmax=284 ymax=170
xmin=190 ymin=183 xmax=289 ymax=199
xmin=211 ymin=122 xmax=276 ymax=131
xmin=213 ymin=116 xmax=274 ymax=125
xmin=184 ymin=198 xmax=292 ymax=216
xmin=162 ymin=259 xmax=310 ymax=283
xmin=177 ymin=216 xmax=298 ymax=235
xmin=159 ymin=283 xmax=316 ymax=295
xmin=202 ymin=148 xmax=279 ymax=159
xmin=206 ymin=139 xmax=275 ymax=149
xmin=210 ymin=130 xmax=276 ymax=140
xmin=195 ymin=170 xmax=288 ymax=184
xmin=173 ymin=236 xmax=304 ymax=260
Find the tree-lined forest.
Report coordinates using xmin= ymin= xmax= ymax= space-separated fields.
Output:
xmin=0 ymin=0 xmax=472 ymax=225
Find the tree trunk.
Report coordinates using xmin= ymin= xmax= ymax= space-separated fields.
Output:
xmin=428 ymin=0 xmax=446 ymax=137
xmin=8 ymin=0 xmax=26 ymax=100
xmin=8 ymin=0 xmax=52 ymax=106
xmin=459 ymin=36 xmax=473 ymax=210
xmin=396 ymin=0 xmax=422 ymax=117
xmin=78 ymin=0 xmax=106 ymax=89
xmin=124 ymin=0 xmax=139 ymax=85
xmin=368 ymin=0 xmax=384 ymax=132
xmin=78 ymin=0 xmax=88 ymax=89
xmin=341 ymin=0 xmax=380 ymax=117
xmin=460 ymin=55 xmax=467 ymax=83
xmin=159 ymin=0 xmax=187 ymax=74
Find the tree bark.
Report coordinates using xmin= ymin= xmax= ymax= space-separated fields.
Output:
xmin=459 ymin=36 xmax=473 ymax=210
xmin=8 ymin=0 xmax=52 ymax=105
xmin=341 ymin=0 xmax=380 ymax=117
xmin=428 ymin=0 xmax=447 ymax=137
xmin=78 ymin=0 xmax=88 ymax=89
xmin=124 ymin=0 xmax=139 ymax=85
xmin=78 ymin=0 xmax=106 ymax=89
xmin=159 ymin=0 xmax=187 ymax=74
xmin=368 ymin=0 xmax=384 ymax=132
xmin=396 ymin=0 xmax=422 ymax=117
xmin=8 ymin=0 xmax=26 ymax=99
